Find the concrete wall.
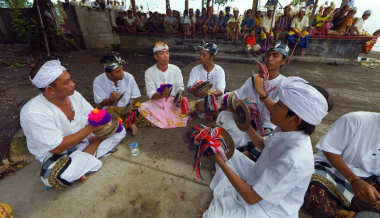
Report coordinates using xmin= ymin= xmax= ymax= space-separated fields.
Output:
xmin=306 ymin=37 xmax=370 ymax=59
xmin=64 ymin=5 xmax=120 ymax=49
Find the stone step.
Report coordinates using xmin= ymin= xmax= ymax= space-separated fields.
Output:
xmin=175 ymin=38 xmax=244 ymax=45
xmin=171 ymin=52 xmax=256 ymax=64
xmin=170 ymin=44 xmax=245 ymax=54
xmin=171 ymin=52 xmax=356 ymax=65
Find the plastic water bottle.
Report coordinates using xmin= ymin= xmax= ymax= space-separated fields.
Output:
xmin=129 ymin=142 xmax=140 ymax=156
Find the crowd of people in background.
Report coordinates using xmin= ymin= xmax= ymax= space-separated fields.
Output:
xmin=61 ymin=0 xmax=379 ymax=55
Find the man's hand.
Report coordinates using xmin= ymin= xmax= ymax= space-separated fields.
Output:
xmin=90 ymin=123 xmax=109 ymax=133
xmin=199 ymin=88 xmax=210 ymax=97
xmin=161 ymin=87 xmax=171 ymax=98
xmin=352 ymin=179 xmax=380 ymax=204
xmin=253 ymin=74 xmax=266 ymax=98
xmin=109 ymin=91 xmax=121 ymax=102
xmin=210 ymin=152 xmax=225 ymax=164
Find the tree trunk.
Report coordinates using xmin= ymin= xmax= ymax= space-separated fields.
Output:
xmin=166 ymin=0 xmax=170 ymax=10
xmin=206 ymin=0 xmax=211 ymax=9
xmin=201 ymin=0 xmax=204 ymax=9
xmin=340 ymin=0 xmax=349 ymax=7
xmin=130 ymin=0 xmax=135 ymax=14
xmin=252 ymin=0 xmax=259 ymax=14
xmin=309 ymin=0 xmax=319 ymax=27
xmin=185 ymin=0 xmax=188 ymax=11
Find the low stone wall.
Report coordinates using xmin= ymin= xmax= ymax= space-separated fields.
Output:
xmin=119 ymin=33 xmax=373 ymax=61
xmin=306 ymin=35 xmax=374 ymax=59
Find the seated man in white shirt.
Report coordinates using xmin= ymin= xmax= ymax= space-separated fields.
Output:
xmin=20 ymin=59 xmax=126 ymax=189
xmin=187 ymin=42 xmax=226 ymax=119
xmin=260 ymin=7 xmax=276 ymax=52
xmin=200 ymin=76 xmax=330 ymax=218
xmin=303 ymin=111 xmax=380 ymax=218
xmin=352 ymin=10 xmax=371 ymax=35
xmin=216 ymin=42 xmax=288 ymax=155
xmin=139 ymin=41 xmax=191 ymax=129
xmin=288 ymin=7 xmax=310 ymax=55
xmin=93 ymin=53 xmax=141 ymax=135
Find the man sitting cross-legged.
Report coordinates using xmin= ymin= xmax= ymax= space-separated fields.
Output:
xmin=139 ymin=41 xmax=192 ymax=129
xmin=303 ymin=111 xmax=380 ymax=218
xmin=20 ymin=59 xmax=126 ymax=189
xmin=217 ymin=42 xmax=288 ymax=154
xmin=187 ymin=42 xmax=226 ymax=120
xmin=200 ymin=76 xmax=331 ymax=218
xmin=93 ymin=53 xmax=141 ymax=135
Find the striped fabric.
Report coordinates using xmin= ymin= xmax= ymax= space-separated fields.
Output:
xmin=311 ymin=161 xmax=354 ymax=207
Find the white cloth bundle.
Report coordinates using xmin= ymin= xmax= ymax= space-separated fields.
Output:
xmin=30 ymin=60 xmax=66 ymax=88
xmin=278 ymin=76 xmax=328 ymax=125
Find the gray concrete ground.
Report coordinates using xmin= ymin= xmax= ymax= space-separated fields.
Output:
xmin=0 ymin=49 xmax=379 ymax=218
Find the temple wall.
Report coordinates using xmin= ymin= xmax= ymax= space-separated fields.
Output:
xmin=63 ymin=4 xmax=120 ymax=49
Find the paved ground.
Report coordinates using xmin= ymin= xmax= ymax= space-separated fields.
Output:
xmin=0 ymin=48 xmax=379 ymax=217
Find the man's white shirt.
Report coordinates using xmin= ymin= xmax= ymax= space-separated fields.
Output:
xmin=145 ymin=64 xmax=184 ymax=99
xmin=187 ymin=64 xmax=226 ymax=93
xmin=93 ymin=71 xmax=141 ymax=107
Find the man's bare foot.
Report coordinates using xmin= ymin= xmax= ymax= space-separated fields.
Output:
xmin=130 ymin=124 xmax=138 ymax=136
xmin=336 ymin=209 xmax=356 ymax=218
xmin=197 ymin=208 xmax=206 ymax=218
xmin=80 ymin=175 xmax=87 ymax=182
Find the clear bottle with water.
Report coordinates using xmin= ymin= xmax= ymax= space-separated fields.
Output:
xmin=129 ymin=142 xmax=140 ymax=156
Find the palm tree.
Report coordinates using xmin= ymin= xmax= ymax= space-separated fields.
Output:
xmin=166 ymin=0 xmax=170 ymax=10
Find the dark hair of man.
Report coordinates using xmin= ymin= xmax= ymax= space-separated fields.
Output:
xmin=100 ymin=53 xmax=117 ymax=64
xmin=29 ymin=56 xmax=59 ymax=92
xmin=309 ymin=84 xmax=334 ymax=112
xmin=286 ymin=84 xmax=333 ymax=135
xmin=286 ymin=109 xmax=315 ymax=135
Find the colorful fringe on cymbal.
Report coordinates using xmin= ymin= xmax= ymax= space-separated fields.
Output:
xmin=187 ymin=126 xmax=227 ymax=179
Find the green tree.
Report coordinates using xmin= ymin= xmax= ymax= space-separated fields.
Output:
xmin=4 ymin=0 xmax=30 ymax=8
xmin=214 ymin=0 xmax=234 ymax=7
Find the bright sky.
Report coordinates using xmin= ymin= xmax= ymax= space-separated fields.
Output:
xmin=129 ymin=0 xmax=379 ymax=51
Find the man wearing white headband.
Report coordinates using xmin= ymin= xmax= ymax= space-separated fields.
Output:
xmin=20 ymin=59 xmax=126 ymax=189
xmin=201 ymin=76 xmax=331 ymax=218
xmin=288 ymin=7 xmax=310 ymax=55
xmin=352 ymin=10 xmax=372 ymax=35
xmin=93 ymin=53 xmax=141 ymax=135
xmin=226 ymin=7 xmax=242 ymax=42
xmin=303 ymin=111 xmax=380 ymax=217
xmin=145 ymin=41 xmax=184 ymax=100
xmin=139 ymin=42 xmax=190 ymax=129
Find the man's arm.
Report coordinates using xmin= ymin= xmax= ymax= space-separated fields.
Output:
xmin=50 ymin=125 xmax=95 ymax=154
xmin=213 ymin=153 xmax=263 ymax=205
xmin=246 ymin=126 xmax=264 ymax=150
xmin=253 ymin=75 xmax=275 ymax=111
xmin=324 ymin=151 xmax=380 ymax=204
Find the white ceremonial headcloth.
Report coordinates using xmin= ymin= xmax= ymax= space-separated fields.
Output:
xmin=153 ymin=42 xmax=169 ymax=53
xmin=30 ymin=60 xmax=66 ymax=88
xmin=278 ymin=77 xmax=328 ymax=126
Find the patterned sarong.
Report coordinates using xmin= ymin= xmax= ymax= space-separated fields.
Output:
xmin=288 ymin=30 xmax=310 ymax=48
xmin=303 ymin=161 xmax=380 ymax=217
xmin=311 ymin=161 xmax=354 ymax=208
xmin=106 ymin=105 xmax=155 ymax=128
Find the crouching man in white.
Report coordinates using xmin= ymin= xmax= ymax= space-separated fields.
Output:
xmin=20 ymin=59 xmax=126 ymax=189
xmin=201 ymin=77 xmax=329 ymax=218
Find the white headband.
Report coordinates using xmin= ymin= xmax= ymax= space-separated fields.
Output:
xmin=153 ymin=45 xmax=169 ymax=53
xmin=30 ymin=60 xmax=66 ymax=88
